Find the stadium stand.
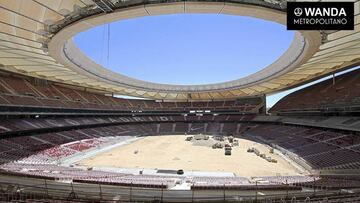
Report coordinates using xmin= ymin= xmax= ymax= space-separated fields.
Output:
xmin=253 ymin=115 xmax=360 ymax=132
xmin=0 ymin=117 xmax=359 ymax=192
xmin=0 ymin=69 xmax=358 ymax=202
xmin=0 ymin=115 xmax=255 ymax=136
xmin=270 ymin=69 xmax=360 ymax=115
xmin=0 ymin=105 xmax=359 ymax=201
xmin=246 ymin=124 xmax=360 ymax=170
xmin=0 ymin=72 xmax=264 ymax=113
xmin=296 ymin=177 xmax=360 ymax=189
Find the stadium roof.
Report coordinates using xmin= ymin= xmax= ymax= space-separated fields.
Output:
xmin=0 ymin=0 xmax=359 ymax=100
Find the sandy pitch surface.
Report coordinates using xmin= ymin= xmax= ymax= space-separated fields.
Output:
xmin=77 ymin=135 xmax=302 ymax=177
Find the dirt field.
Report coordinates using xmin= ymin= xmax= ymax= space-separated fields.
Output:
xmin=77 ymin=135 xmax=303 ymax=177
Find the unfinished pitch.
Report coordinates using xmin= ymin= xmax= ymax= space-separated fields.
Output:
xmin=77 ymin=135 xmax=305 ymax=177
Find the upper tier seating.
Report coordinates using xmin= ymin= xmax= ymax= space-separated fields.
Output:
xmin=0 ymin=74 xmax=263 ymax=113
xmin=270 ymin=68 xmax=360 ymax=114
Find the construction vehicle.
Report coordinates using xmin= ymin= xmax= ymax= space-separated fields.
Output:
xmin=225 ymin=146 xmax=232 ymax=155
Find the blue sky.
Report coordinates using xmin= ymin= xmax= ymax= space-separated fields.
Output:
xmin=75 ymin=14 xmax=294 ymax=85
xmin=74 ymin=13 xmax=347 ymax=108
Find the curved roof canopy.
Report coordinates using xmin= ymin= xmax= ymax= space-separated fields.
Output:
xmin=0 ymin=0 xmax=359 ymax=100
